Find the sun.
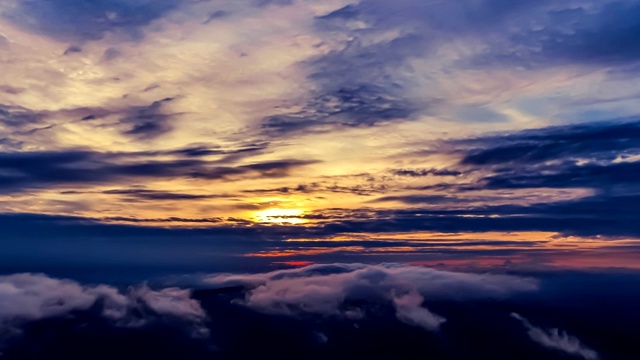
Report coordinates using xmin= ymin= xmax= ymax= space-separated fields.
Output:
xmin=255 ymin=208 xmax=307 ymax=224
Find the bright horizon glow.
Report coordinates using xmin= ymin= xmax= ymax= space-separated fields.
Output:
xmin=254 ymin=208 xmax=307 ymax=224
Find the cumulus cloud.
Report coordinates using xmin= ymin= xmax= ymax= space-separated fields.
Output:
xmin=392 ymin=290 xmax=444 ymax=331
xmin=205 ymin=263 xmax=537 ymax=331
xmin=511 ymin=313 xmax=598 ymax=360
xmin=0 ymin=273 xmax=208 ymax=339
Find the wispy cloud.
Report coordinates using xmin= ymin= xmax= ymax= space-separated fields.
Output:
xmin=511 ymin=313 xmax=598 ymax=360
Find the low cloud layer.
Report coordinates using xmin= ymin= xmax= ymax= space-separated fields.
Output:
xmin=0 ymin=267 xmax=636 ymax=359
xmin=206 ymin=263 xmax=537 ymax=331
xmin=0 ymin=273 xmax=208 ymax=339
xmin=512 ymin=313 xmax=598 ymax=360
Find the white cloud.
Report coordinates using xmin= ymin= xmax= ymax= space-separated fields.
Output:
xmin=511 ymin=313 xmax=598 ymax=360
xmin=206 ymin=263 xmax=537 ymax=331
xmin=0 ymin=273 xmax=208 ymax=338
xmin=392 ymin=289 xmax=445 ymax=331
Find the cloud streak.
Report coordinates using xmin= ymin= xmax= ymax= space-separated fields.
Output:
xmin=512 ymin=313 xmax=598 ymax=360
xmin=0 ymin=149 xmax=317 ymax=193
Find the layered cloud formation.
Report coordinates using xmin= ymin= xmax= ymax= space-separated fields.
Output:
xmin=0 ymin=0 xmax=639 ymax=289
xmin=1 ymin=1 xmax=639 ymax=358
xmin=206 ymin=263 xmax=537 ymax=330
xmin=0 ymin=264 xmax=632 ymax=359
xmin=0 ymin=273 xmax=208 ymax=339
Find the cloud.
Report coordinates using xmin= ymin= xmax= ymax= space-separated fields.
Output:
xmin=0 ymin=104 xmax=45 ymax=129
xmin=65 ymin=98 xmax=180 ymax=140
xmin=475 ymin=1 xmax=640 ymax=68
xmin=391 ymin=168 xmax=462 ymax=177
xmin=0 ymin=149 xmax=317 ymax=193
xmin=261 ymin=0 xmax=602 ymax=136
xmin=261 ymin=85 xmax=420 ymax=135
xmin=392 ymin=290 xmax=445 ymax=331
xmin=0 ymin=273 xmax=208 ymax=339
xmin=459 ymin=120 xmax=640 ymax=166
xmin=4 ymin=0 xmax=181 ymax=42
xmin=132 ymin=286 xmax=207 ymax=327
xmin=440 ymin=120 xmax=640 ymax=195
xmin=338 ymin=119 xmax=639 ymax=237
xmin=205 ymin=263 xmax=537 ymax=330
xmin=310 ymin=192 xmax=640 ymax=237
xmin=100 ymin=189 xmax=228 ymax=201
xmin=373 ymin=194 xmax=470 ymax=205
xmin=243 ymin=178 xmax=390 ymax=197
xmin=481 ymin=161 xmax=640 ymax=190
xmin=511 ymin=313 xmax=598 ymax=360
xmin=119 ymin=98 xmax=177 ymax=140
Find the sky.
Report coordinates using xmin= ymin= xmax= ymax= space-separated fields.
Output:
xmin=0 ymin=1 xmax=640 ymax=358
xmin=1 ymin=0 xmax=640 ymax=273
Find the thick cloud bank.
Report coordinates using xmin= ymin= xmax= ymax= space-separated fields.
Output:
xmin=512 ymin=313 xmax=598 ymax=360
xmin=0 ymin=273 xmax=207 ymax=338
xmin=0 ymin=267 xmax=637 ymax=359
xmin=206 ymin=263 xmax=538 ymax=330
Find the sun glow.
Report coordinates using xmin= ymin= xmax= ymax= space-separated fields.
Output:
xmin=255 ymin=208 xmax=307 ymax=224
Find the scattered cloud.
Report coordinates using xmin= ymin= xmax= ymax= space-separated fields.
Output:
xmin=0 ymin=273 xmax=208 ymax=338
xmin=512 ymin=313 xmax=598 ymax=360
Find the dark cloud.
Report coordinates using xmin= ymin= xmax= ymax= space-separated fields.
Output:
xmin=253 ymin=0 xmax=294 ymax=8
xmin=391 ymin=168 xmax=462 ymax=177
xmin=460 ymin=120 xmax=640 ymax=166
xmin=264 ymin=0 xmax=640 ymax=137
xmin=1 ymin=99 xmax=185 ymax=141
xmin=63 ymin=45 xmax=83 ymax=55
xmin=103 ymin=47 xmax=122 ymax=61
xmin=162 ymin=142 xmax=270 ymax=160
xmin=5 ymin=0 xmax=180 ymax=42
xmin=449 ymin=120 xmax=640 ymax=194
xmin=309 ymin=192 xmax=640 ymax=237
xmin=266 ymin=0 xmax=564 ymax=136
xmin=262 ymin=85 xmax=419 ymax=135
xmin=283 ymin=119 xmax=639 ymax=238
xmin=202 ymin=10 xmax=229 ymax=24
xmin=0 ymin=149 xmax=317 ymax=193
xmin=102 ymin=216 xmax=224 ymax=223
xmin=476 ymin=1 xmax=640 ymax=68
xmin=482 ymin=161 xmax=640 ymax=190
xmin=243 ymin=180 xmax=389 ymax=196
xmin=118 ymin=98 xmax=176 ymax=140
xmin=0 ymin=86 xmax=25 ymax=95
xmin=0 ymin=104 xmax=45 ymax=128
xmin=99 ymin=189 xmax=230 ymax=201
xmin=373 ymin=195 xmax=470 ymax=205
xmin=0 ymin=138 xmax=24 ymax=151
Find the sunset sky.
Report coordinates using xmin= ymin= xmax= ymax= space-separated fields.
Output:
xmin=1 ymin=0 xmax=640 ymax=275
xmin=1 ymin=1 xmax=640 ymax=359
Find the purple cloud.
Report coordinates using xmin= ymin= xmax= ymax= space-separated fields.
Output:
xmin=512 ymin=313 xmax=598 ymax=360
xmin=205 ymin=263 xmax=538 ymax=331
xmin=0 ymin=273 xmax=208 ymax=340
